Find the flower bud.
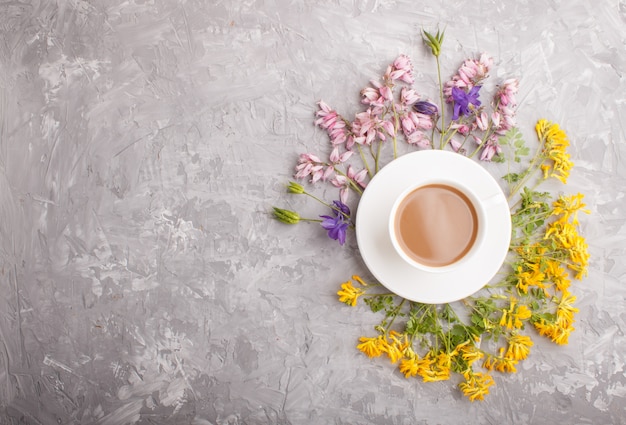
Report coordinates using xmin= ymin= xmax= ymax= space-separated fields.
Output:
xmin=272 ymin=207 xmax=301 ymax=224
xmin=287 ymin=181 xmax=305 ymax=194
xmin=423 ymin=29 xmax=444 ymax=58
xmin=413 ymin=101 xmax=439 ymax=116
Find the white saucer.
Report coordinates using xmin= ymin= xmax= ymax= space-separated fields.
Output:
xmin=355 ymin=150 xmax=511 ymax=304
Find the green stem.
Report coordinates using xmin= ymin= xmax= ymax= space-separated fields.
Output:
xmin=435 ymin=55 xmax=446 ymax=149
xmin=385 ymin=298 xmax=407 ymax=332
xmin=391 ymin=102 xmax=400 ymax=158
xmin=303 ymin=190 xmax=352 ymax=220
xmin=508 ymin=138 xmax=548 ymax=201
xmin=357 ymin=145 xmax=373 ymax=178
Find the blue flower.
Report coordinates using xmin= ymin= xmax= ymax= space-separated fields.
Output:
xmin=320 ymin=201 xmax=351 ymax=245
xmin=451 ymin=86 xmax=481 ymax=120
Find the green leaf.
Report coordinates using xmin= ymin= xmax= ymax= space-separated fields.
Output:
xmin=503 ymin=172 xmax=523 ymax=183
xmin=364 ymin=294 xmax=394 ymax=313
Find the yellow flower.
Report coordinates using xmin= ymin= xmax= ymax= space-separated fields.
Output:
xmin=499 ymin=298 xmax=532 ymax=330
xmin=536 ymin=119 xmax=573 ymax=184
xmin=379 ymin=336 xmax=403 ymax=364
xmin=417 ymin=350 xmax=452 ymax=382
xmin=533 ymin=319 xmax=574 ymax=345
xmin=505 ymin=334 xmax=534 ymax=361
xmin=399 ymin=353 xmax=420 ymax=378
xmin=545 ymin=222 xmax=590 ymax=279
xmin=351 ymin=275 xmax=368 ymax=286
xmin=556 ymin=291 xmax=579 ymax=328
xmin=337 ymin=280 xmax=364 ymax=307
xmin=459 ymin=371 xmax=495 ymax=402
xmin=483 ymin=348 xmax=518 ymax=373
xmin=357 ymin=336 xmax=385 ymax=358
xmin=514 ymin=263 xmax=546 ymax=294
xmin=552 ymin=193 xmax=589 ymax=225
xmin=459 ymin=343 xmax=484 ymax=366
xmin=545 ymin=260 xmax=571 ymax=292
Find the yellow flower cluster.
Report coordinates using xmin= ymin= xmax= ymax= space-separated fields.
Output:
xmin=514 ymin=193 xmax=589 ymax=296
xmin=533 ymin=291 xmax=579 ymax=345
xmin=337 ymin=276 xmax=366 ymax=306
xmin=536 ymin=119 xmax=573 ymax=184
xmin=459 ymin=371 xmax=495 ymax=402
xmin=546 ymin=194 xmax=590 ymax=279
xmin=356 ymin=330 xmax=409 ymax=363
xmin=499 ymin=297 xmax=532 ymax=329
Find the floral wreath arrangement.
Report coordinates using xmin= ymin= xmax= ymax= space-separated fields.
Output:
xmin=273 ymin=30 xmax=589 ymax=401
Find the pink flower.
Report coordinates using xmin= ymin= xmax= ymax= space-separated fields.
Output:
xmin=388 ymin=54 xmax=415 ymax=84
xmin=449 ymin=137 xmax=463 ymax=152
xmin=361 ymin=80 xmax=392 ymax=107
xmin=316 ymin=101 xmax=349 ymax=146
xmin=492 ymin=78 xmax=519 ymax=135
xmin=329 ymin=147 xmax=353 ymax=164
xmin=451 ymin=123 xmax=471 ymax=136
xmin=331 ymin=166 xmax=367 ymax=203
xmin=400 ymin=87 xmax=420 ymax=106
xmin=479 ymin=136 xmax=503 ymax=161
xmin=295 ymin=153 xmax=325 ymax=182
xmin=351 ymin=108 xmax=394 ymax=145
xmin=476 ymin=111 xmax=489 ymax=131
xmin=406 ymin=131 xmax=431 ymax=148
xmin=401 ymin=110 xmax=435 ymax=137
xmin=443 ymin=53 xmax=493 ymax=101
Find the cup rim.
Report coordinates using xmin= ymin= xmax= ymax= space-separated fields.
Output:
xmin=388 ymin=178 xmax=487 ymax=273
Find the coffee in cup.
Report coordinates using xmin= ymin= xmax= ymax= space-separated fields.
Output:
xmin=389 ymin=181 xmax=485 ymax=272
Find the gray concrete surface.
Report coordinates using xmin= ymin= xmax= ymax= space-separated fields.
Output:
xmin=0 ymin=0 xmax=625 ymax=424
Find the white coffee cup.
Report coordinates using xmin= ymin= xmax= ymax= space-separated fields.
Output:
xmin=388 ymin=179 xmax=487 ymax=273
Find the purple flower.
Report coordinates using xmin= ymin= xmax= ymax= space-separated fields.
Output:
xmin=320 ymin=201 xmax=351 ymax=245
xmin=451 ymin=86 xmax=481 ymax=120
xmin=413 ymin=101 xmax=439 ymax=116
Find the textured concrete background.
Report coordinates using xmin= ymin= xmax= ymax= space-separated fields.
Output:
xmin=0 ymin=0 xmax=625 ymax=424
